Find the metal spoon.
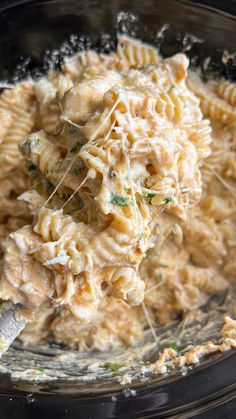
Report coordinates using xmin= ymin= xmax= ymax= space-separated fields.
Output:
xmin=0 ymin=302 xmax=29 ymax=358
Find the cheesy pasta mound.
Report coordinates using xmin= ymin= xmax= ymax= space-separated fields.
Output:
xmin=0 ymin=36 xmax=235 ymax=351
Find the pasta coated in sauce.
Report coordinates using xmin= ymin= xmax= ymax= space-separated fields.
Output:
xmin=0 ymin=36 xmax=235 ymax=352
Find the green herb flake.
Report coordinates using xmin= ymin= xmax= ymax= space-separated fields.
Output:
xmin=37 ymin=368 xmax=45 ymax=373
xmin=70 ymin=142 xmax=82 ymax=154
xmin=24 ymin=161 xmax=38 ymax=179
xmin=170 ymin=343 xmax=180 ymax=353
xmin=139 ymin=233 xmax=144 ymax=241
xmin=145 ymin=193 xmax=156 ymax=204
xmin=103 ymin=362 xmax=123 ymax=372
xmin=109 ymin=169 xmax=116 ymax=179
xmin=73 ymin=161 xmax=85 ymax=175
xmin=110 ymin=192 xmax=129 ymax=207
xmin=163 ymin=197 xmax=173 ymax=205
xmin=124 ymin=187 xmax=130 ymax=193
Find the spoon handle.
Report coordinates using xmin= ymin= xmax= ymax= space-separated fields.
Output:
xmin=0 ymin=302 xmax=28 ymax=358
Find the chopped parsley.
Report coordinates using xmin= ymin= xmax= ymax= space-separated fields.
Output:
xmin=145 ymin=193 xmax=156 ymax=204
xmin=110 ymin=192 xmax=129 ymax=206
xmin=24 ymin=161 xmax=38 ymax=179
xmin=109 ymin=169 xmax=116 ymax=178
xmin=45 ymin=179 xmax=53 ymax=191
xmin=70 ymin=142 xmax=82 ymax=154
xmin=170 ymin=343 xmax=180 ymax=353
xmin=103 ymin=362 xmax=123 ymax=372
xmin=163 ymin=197 xmax=173 ymax=205
xmin=37 ymin=368 xmax=45 ymax=373
xmin=124 ymin=187 xmax=130 ymax=193
xmin=73 ymin=161 xmax=85 ymax=175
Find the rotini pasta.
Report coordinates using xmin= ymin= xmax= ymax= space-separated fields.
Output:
xmin=62 ymin=50 xmax=116 ymax=82
xmin=0 ymin=82 xmax=35 ymax=178
xmin=116 ymin=35 xmax=161 ymax=70
xmin=35 ymin=72 xmax=73 ymax=135
xmin=187 ymin=72 xmax=236 ymax=125
xmin=211 ymin=79 xmax=236 ymax=107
